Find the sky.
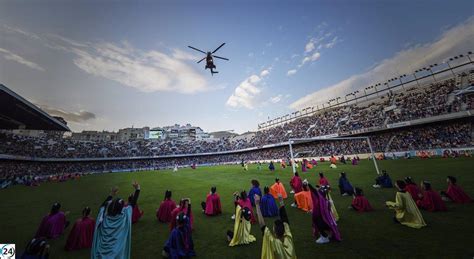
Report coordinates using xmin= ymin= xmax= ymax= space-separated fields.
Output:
xmin=0 ymin=0 xmax=473 ymax=133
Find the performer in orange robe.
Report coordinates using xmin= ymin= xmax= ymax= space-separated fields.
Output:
xmin=270 ymin=178 xmax=288 ymax=199
xmin=294 ymin=181 xmax=312 ymax=212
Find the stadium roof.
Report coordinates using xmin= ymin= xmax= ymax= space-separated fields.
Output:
xmin=0 ymin=84 xmax=70 ymax=131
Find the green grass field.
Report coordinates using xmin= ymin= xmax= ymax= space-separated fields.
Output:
xmin=1 ymin=158 xmax=474 ymax=258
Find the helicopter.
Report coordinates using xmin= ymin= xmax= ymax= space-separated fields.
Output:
xmin=188 ymin=43 xmax=229 ymax=75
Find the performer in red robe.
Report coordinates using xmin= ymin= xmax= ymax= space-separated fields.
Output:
xmin=289 ymin=172 xmax=303 ymax=194
xmin=351 ymin=188 xmax=373 ymax=212
xmin=417 ymin=181 xmax=447 ymax=212
xmin=201 ymin=186 xmax=222 ymax=216
xmin=129 ymin=193 xmax=144 ymax=224
xmin=404 ymin=177 xmax=422 ymax=201
xmin=157 ymin=190 xmax=177 ymax=223
xmin=441 ymin=176 xmax=473 ymax=204
xmin=65 ymin=207 xmax=95 ymax=251
xmin=319 ymin=173 xmax=330 ymax=186
xmin=170 ymin=198 xmax=194 ymax=231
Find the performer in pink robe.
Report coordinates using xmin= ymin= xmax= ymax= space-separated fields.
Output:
xmin=170 ymin=198 xmax=194 ymax=231
xmin=201 ymin=186 xmax=222 ymax=216
xmin=351 ymin=188 xmax=373 ymax=212
xmin=157 ymin=190 xmax=177 ymax=223
xmin=319 ymin=173 xmax=330 ymax=186
xmin=289 ymin=172 xmax=303 ymax=194
xmin=35 ymin=203 xmax=69 ymax=239
xmin=233 ymin=190 xmax=256 ymax=224
xmin=65 ymin=207 xmax=95 ymax=251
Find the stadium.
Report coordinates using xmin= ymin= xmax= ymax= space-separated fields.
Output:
xmin=1 ymin=1 xmax=473 ymax=259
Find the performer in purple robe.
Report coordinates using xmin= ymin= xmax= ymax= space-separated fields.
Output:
xmin=35 ymin=202 xmax=69 ymax=239
xmin=162 ymin=210 xmax=195 ymax=258
xmin=309 ymin=184 xmax=341 ymax=244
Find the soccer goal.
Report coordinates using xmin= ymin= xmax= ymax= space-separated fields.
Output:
xmin=287 ymin=136 xmax=381 ymax=175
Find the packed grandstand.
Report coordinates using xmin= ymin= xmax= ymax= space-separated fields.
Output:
xmin=1 ymin=66 xmax=473 ymax=188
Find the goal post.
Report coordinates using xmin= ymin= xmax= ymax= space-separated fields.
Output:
xmin=288 ymin=136 xmax=381 ymax=175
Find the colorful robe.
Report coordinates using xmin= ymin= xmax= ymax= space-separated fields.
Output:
xmin=289 ymin=176 xmax=303 ymax=193
xmin=405 ymin=184 xmax=422 ymax=201
xmin=132 ymin=205 xmax=144 ymax=224
xmin=417 ymin=190 xmax=447 ymax=212
xmin=156 ymin=199 xmax=177 ymax=223
xmin=260 ymin=194 xmax=279 ymax=217
xmin=261 ymin=223 xmax=296 ymax=259
xmin=351 ymin=195 xmax=373 ymax=212
xmin=237 ymin=198 xmax=256 ymax=224
xmin=91 ymin=206 xmax=132 ymax=259
xmin=270 ymin=183 xmax=288 ymax=199
xmin=311 ymin=189 xmax=341 ymax=241
xmin=164 ymin=218 xmax=195 ymax=258
xmin=445 ymin=183 xmax=473 ymax=203
xmin=229 ymin=205 xmax=256 ymax=246
xmin=249 ymin=186 xmax=262 ymax=206
xmin=35 ymin=212 xmax=67 ymax=239
xmin=294 ymin=190 xmax=313 ymax=212
xmin=65 ymin=216 xmax=95 ymax=251
xmin=170 ymin=206 xmax=194 ymax=231
xmin=319 ymin=177 xmax=330 ymax=187
xmin=386 ymin=191 xmax=427 ymax=228
xmin=204 ymin=193 xmax=222 ymax=216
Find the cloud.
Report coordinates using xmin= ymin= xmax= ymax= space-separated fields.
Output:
xmin=301 ymin=52 xmax=321 ymax=65
xmin=226 ymin=69 xmax=270 ymax=109
xmin=0 ymin=48 xmax=45 ymax=71
xmin=260 ymin=69 xmax=270 ymax=77
xmin=290 ymin=16 xmax=474 ymax=110
xmin=269 ymin=94 xmax=283 ymax=104
xmin=37 ymin=104 xmax=96 ymax=123
xmin=324 ymin=36 xmax=339 ymax=49
xmin=305 ymin=41 xmax=315 ymax=53
xmin=287 ymin=69 xmax=297 ymax=76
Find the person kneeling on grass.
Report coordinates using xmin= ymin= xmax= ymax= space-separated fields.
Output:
xmin=308 ymin=184 xmax=342 ymax=244
xmin=91 ymin=181 xmax=140 ymax=259
xmin=232 ymin=191 xmax=256 ymax=223
xmin=270 ymin=178 xmax=288 ymax=199
xmin=35 ymin=202 xmax=70 ymax=239
xmin=170 ymin=198 xmax=194 ymax=231
xmin=156 ymin=190 xmax=177 ymax=223
xmin=417 ymin=181 xmax=447 ymax=212
xmin=227 ymin=205 xmax=256 ymax=246
xmin=373 ymin=170 xmax=393 ymax=188
xmin=386 ymin=180 xmax=426 ymax=229
xmin=65 ymin=207 xmax=95 ymax=251
xmin=255 ymin=194 xmax=296 ymax=259
xmin=440 ymin=176 xmax=473 ymax=203
xmin=201 ymin=186 xmax=222 ymax=216
xmin=350 ymin=188 xmax=373 ymax=212
xmin=162 ymin=210 xmax=195 ymax=258
xmin=260 ymin=187 xmax=279 ymax=217
xmin=338 ymin=172 xmax=354 ymax=196
xmin=289 ymin=172 xmax=303 ymax=194
xmin=293 ymin=180 xmax=313 ymax=212
xmin=249 ymin=180 xmax=262 ymax=206
xmin=404 ymin=177 xmax=421 ymax=202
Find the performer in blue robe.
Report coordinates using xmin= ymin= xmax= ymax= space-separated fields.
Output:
xmin=248 ymin=180 xmax=262 ymax=206
xmin=91 ymin=182 xmax=140 ymax=259
xmin=373 ymin=170 xmax=393 ymax=188
xmin=260 ymin=187 xmax=279 ymax=217
xmin=163 ymin=208 xmax=195 ymax=258
xmin=269 ymin=161 xmax=275 ymax=171
xmin=338 ymin=172 xmax=354 ymax=196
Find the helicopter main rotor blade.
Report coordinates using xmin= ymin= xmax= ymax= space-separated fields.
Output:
xmin=211 ymin=43 xmax=226 ymax=54
xmin=212 ymin=55 xmax=229 ymax=61
xmin=197 ymin=57 xmax=206 ymax=63
xmin=188 ymin=46 xmax=207 ymax=54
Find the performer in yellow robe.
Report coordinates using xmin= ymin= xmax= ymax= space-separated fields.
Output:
xmin=386 ymin=180 xmax=427 ymax=229
xmin=255 ymin=194 xmax=296 ymax=259
xmin=327 ymin=192 xmax=339 ymax=222
xmin=228 ymin=205 xmax=256 ymax=246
